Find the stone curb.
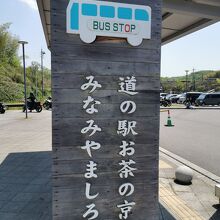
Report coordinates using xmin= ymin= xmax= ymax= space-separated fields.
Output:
xmin=161 ymin=107 xmax=220 ymax=110
xmin=159 ymin=147 xmax=220 ymax=183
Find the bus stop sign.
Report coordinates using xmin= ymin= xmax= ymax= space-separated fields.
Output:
xmin=66 ymin=0 xmax=152 ymax=46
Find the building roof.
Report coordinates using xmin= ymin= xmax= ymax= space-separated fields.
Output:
xmin=37 ymin=0 xmax=220 ymax=48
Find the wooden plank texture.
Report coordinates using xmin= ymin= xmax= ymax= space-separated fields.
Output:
xmin=51 ymin=0 xmax=162 ymax=219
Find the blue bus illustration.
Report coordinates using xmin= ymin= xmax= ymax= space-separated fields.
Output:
xmin=67 ymin=0 xmax=151 ymax=46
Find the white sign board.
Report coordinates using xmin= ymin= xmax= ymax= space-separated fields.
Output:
xmin=67 ymin=0 xmax=152 ymax=46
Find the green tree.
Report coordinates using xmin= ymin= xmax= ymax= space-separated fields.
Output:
xmin=0 ymin=23 xmax=51 ymax=102
xmin=26 ymin=62 xmax=40 ymax=97
xmin=0 ymin=23 xmax=20 ymax=67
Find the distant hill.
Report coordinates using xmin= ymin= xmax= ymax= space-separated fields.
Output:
xmin=0 ymin=23 xmax=51 ymax=103
xmin=161 ymin=70 xmax=220 ymax=93
xmin=0 ymin=62 xmax=51 ymax=103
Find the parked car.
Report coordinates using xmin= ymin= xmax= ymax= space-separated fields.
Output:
xmin=177 ymin=93 xmax=186 ymax=104
xmin=170 ymin=94 xmax=182 ymax=103
xmin=184 ymin=92 xmax=203 ymax=105
xmin=160 ymin=93 xmax=167 ymax=100
xmin=195 ymin=92 xmax=220 ymax=106
xmin=165 ymin=94 xmax=178 ymax=100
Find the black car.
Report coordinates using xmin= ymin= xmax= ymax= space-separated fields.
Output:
xmin=195 ymin=93 xmax=220 ymax=106
xmin=184 ymin=92 xmax=202 ymax=105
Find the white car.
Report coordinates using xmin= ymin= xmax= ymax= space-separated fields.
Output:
xmin=160 ymin=93 xmax=167 ymax=100
xmin=177 ymin=93 xmax=186 ymax=104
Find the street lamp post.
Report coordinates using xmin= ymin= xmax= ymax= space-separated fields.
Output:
xmin=41 ymin=49 xmax=46 ymax=97
xmin=192 ymin=68 xmax=196 ymax=91
xmin=185 ymin=70 xmax=189 ymax=92
xmin=18 ymin=41 xmax=28 ymax=119
xmin=35 ymin=69 xmax=38 ymax=98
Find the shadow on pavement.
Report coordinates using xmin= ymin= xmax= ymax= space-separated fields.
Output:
xmin=210 ymin=204 xmax=220 ymax=220
xmin=0 ymin=151 xmax=177 ymax=220
xmin=174 ymin=179 xmax=192 ymax=186
xmin=159 ymin=203 xmax=176 ymax=220
xmin=0 ymin=151 xmax=52 ymax=220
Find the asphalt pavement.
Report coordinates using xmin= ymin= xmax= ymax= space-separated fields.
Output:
xmin=160 ymin=109 xmax=220 ymax=176
xmin=0 ymin=110 xmax=51 ymax=163
xmin=0 ymin=110 xmax=219 ymax=219
xmin=0 ymin=110 xmax=52 ymax=219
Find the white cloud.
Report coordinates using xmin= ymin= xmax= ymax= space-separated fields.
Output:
xmin=19 ymin=0 xmax=38 ymax=11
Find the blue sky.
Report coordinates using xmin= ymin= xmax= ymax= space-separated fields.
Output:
xmin=0 ymin=0 xmax=50 ymax=70
xmin=0 ymin=0 xmax=219 ymax=77
xmin=161 ymin=22 xmax=220 ymax=77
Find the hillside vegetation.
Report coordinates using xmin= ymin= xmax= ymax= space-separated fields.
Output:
xmin=161 ymin=70 xmax=220 ymax=93
xmin=0 ymin=23 xmax=51 ymax=103
xmin=1 ymin=23 xmax=219 ymax=101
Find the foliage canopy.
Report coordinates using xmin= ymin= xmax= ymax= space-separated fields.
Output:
xmin=0 ymin=23 xmax=51 ymax=103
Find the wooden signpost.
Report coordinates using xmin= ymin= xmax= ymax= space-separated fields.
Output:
xmin=52 ymin=0 xmax=162 ymax=219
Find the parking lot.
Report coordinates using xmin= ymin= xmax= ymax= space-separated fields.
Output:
xmin=0 ymin=111 xmax=51 ymax=163
xmin=160 ymin=109 xmax=220 ymax=176
xmin=0 ymin=111 xmax=52 ymax=219
xmin=1 ymin=109 xmax=219 ymax=177
xmin=0 ymin=109 xmax=220 ymax=219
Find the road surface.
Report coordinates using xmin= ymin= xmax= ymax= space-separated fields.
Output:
xmin=1 ymin=110 xmax=220 ymax=176
xmin=160 ymin=109 xmax=220 ymax=176
xmin=0 ymin=110 xmax=51 ymax=163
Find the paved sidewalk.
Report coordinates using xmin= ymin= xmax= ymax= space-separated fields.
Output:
xmin=159 ymin=152 xmax=220 ymax=220
xmin=160 ymin=105 xmax=220 ymax=110
xmin=0 ymin=111 xmax=219 ymax=219
xmin=0 ymin=111 xmax=52 ymax=220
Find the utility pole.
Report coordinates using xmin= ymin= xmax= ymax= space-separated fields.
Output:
xmin=18 ymin=41 xmax=28 ymax=119
xmin=192 ymin=68 xmax=196 ymax=91
xmin=185 ymin=70 xmax=189 ymax=92
xmin=41 ymin=49 xmax=46 ymax=97
xmin=35 ymin=69 xmax=38 ymax=98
